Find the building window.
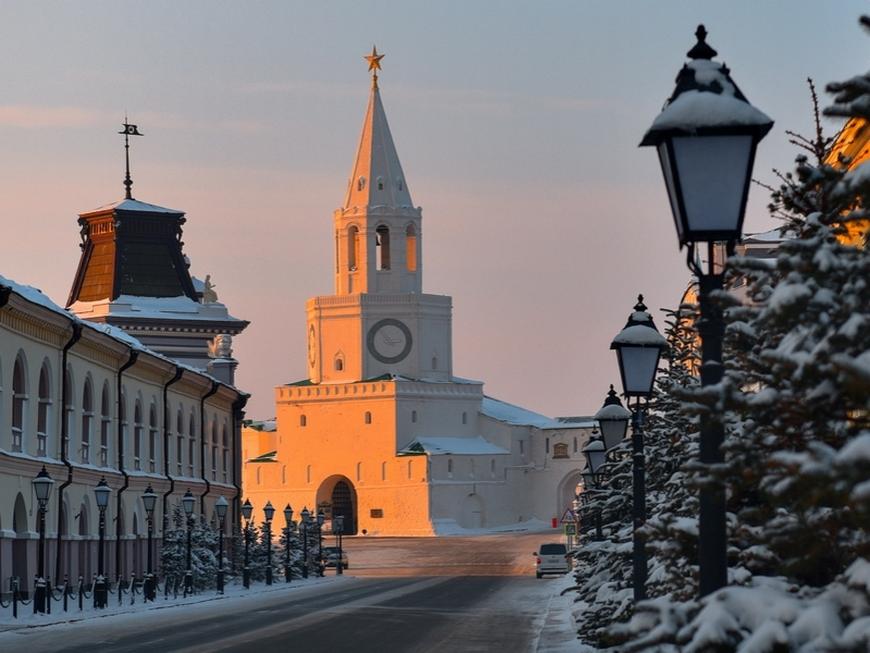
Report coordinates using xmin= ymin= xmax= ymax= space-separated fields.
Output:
xmin=519 ymin=440 xmax=524 ymax=455
xmin=81 ymin=379 xmax=94 ymax=464
xmin=431 ymin=356 xmax=437 ymax=370
xmin=462 ymin=412 xmax=467 ymax=425
xmin=300 ymin=414 xmax=307 ymax=427
xmin=545 ymin=437 xmax=550 ymax=454
xmin=335 ymin=358 xmax=344 ymax=371
xmin=406 ymin=224 xmax=417 ymax=272
xmin=282 ymin=465 xmax=286 ymax=484
xmin=377 ymin=176 xmax=384 ymax=191
xmin=188 ymin=414 xmax=196 ymax=476
xmin=37 ymin=362 xmax=51 ymax=457
xmin=133 ymin=401 xmax=143 ymax=471
xmin=573 ymin=437 xmax=578 ymax=453
xmin=375 ymin=225 xmax=391 ymax=270
xmin=470 ymin=459 xmax=476 ymax=478
xmin=64 ymin=368 xmax=74 ymax=456
xmin=407 ymin=459 xmax=413 ymax=479
xmin=176 ymin=409 xmax=185 ymax=475
xmin=149 ymin=403 xmax=158 ymax=472
xmin=364 ymin=411 xmax=372 ymax=425
xmin=101 ymin=383 xmax=111 ymax=467
xmin=447 ymin=458 xmax=453 ymax=479
xmin=490 ymin=459 xmax=496 ymax=478
xmin=119 ymin=389 xmax=128 ymax=469
xmin=256 ymin=467 xmax=261 ymax=485
xmin=11 ymin=354 xmax=27 ymax=452
xmin=211 ymin=421 xmax=218 ymax=480
xmin=222 ymin=424 xmax=228 ymax=482
xmin=307 ymin=464 xmax=312 ymax=483
xmin=381 ymin=461 xmax=387 ymax=481
xmin=553 ymin=443 xmax=569 ymax=459
xmin=411 ymin=410 xmax=417 ymax=423
xmin=356 ymin=462 xmax=362 ymax=481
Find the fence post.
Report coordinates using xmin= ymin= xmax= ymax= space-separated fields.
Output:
xmin=63 ymin=575 xmax=69 ymax=612
xmin=80 ymin=576 xmax=85 ymax=612
xmin=13 ymin=578 xmax=18 ymax=619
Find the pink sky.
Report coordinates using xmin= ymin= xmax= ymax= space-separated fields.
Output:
xmin=1 ymin=2 xmax=867 ymax=419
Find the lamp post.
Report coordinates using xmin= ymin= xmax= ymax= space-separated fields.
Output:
xmin=283 ymin=504 xmax=294 ymax=583
xmin=263 ymin=501 xmax=275 ymax=585
xmin=32 ymin=466 xmax=54 ymax=613
xmin=582 ymin=437 xmax=608 ymax=541
xmin=181 ymin=489 xmax=195 ymax=596
xmin=611 ymin=295 xmax=667 ymax=601
xmin=334 ymin=514 xmax=345 ymax=575
xmin=640 ymin=25 xmax=772 ymax=597
xmin=241 ymin=498 xmax=253 ymax=589
xmin=594 ymin=386 xmax=632 ymax=450
xmin=141 ymin=485 xmax=157 ymax=601
xmin=215 ymin=496 xmax=228 ymax=594
xmin=316 ymin=509 xmax=325 ymax=577
xmin=300 ymin=507 xmax=310 ymax=579
xmin=94 ymin=477 xmax=111 ymax=608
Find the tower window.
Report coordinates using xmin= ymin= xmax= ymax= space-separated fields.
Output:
xmin=375 ymin=225 xmax=391 ymax=270
xmin=300 ymin=414 xmax=307 ymax=427
xmin=397 ymin=178 xmax=404 ymax=191
xmin=347 ymin=226 xmax=359 ymax=271
xmin=406 ymin=224 xmax=417 ymax=272
xmin=364 ymin=411 xmax=372 ymax=425
xmin=377 ymin=176 xmax=384 ymax=191
xmin=546 ymin=437 xmax=550 ymax=454
xmin=411 ymin=410 xmax=417 ymax=423
xmin=335 ymin=358 xmax=344 ymax=371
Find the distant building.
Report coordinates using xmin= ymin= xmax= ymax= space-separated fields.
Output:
xmin=242 ymin=58 xmax=593 ymax=536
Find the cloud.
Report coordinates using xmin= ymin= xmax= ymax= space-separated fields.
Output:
xmin=0 ymin=105 xmax=107 ymax=128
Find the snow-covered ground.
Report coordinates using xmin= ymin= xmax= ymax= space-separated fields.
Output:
xmin=0 ymin=575 xmax=343 ymax=631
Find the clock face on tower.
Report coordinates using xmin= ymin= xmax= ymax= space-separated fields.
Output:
xmin=367 ymin=319 xmax=413 ymax=364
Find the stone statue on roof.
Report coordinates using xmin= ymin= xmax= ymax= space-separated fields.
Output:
xmin=203 ymin=274 xmax=218 ymax=304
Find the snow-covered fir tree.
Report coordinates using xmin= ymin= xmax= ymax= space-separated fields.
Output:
xmin=160 ymin=503 xmax=220 ymax=591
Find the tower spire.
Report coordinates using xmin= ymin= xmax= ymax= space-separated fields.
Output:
xmin=119 ymin=117 xmax=143 ymax=199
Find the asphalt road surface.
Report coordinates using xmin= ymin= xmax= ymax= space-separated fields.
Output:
xmin=0 ymin=531 xmax=573 ymax=653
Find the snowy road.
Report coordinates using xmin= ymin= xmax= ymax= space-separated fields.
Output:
xmin=0 ymin=532 xmax=578 ymax=652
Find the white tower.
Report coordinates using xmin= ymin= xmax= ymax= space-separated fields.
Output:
xmin=307 ymin=47 xmax=453 ymax=384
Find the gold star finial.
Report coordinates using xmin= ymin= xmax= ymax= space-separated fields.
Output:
xmin=364 ymin=45 xmax=384 ymax=89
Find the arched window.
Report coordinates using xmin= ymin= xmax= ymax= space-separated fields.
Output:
xmin=335 ymin=357 xmax=344 ymax=371
xmin=188 ymin=414 xmax=196 ymax=476
xmin=211 ymin=420 xmax=218 ymax=480
xmin=81 ymin=378 xmax=94 ymax=463
xmin=347 ymin=226 xmax=359 ymax=271
xmin=405 ymin=224 xmax=417 ymax=272
xmin=176 ymin=408 xmax=185 ymax=475
xmin=37 ymin=362 xmax=51 ymax=457
xmin=490 ymin=459 xmax=496 ymax=478
xmin=222 ymin=424 xmax=228 ymax=482
xmin=64 ymin=367 xmax=74 ymax=455
xmin=431 ymin=355 xmax=438 ymax=370
xmin=119 ymin=388 xmax=128 ymax=467
xmin=11 ymin=353 xmax=27 ymax=452
xmin=377 ymin=176 xmax=384 ymax=191
xmin=447 ymin=458 xmax=453 ymax=478
xmin=375 ymin=225 xmax=391 ymax=270
xmin=553 ymin=443 xmax=569 ymax=459
xmin=300 ymin=414 xmax=307 ymax=427
xmin=411 ymin=410 xmax=417 ymax=423
xmin=573 ymin=437 xmax=578 ymax=453
xmin=545 ymin=437 xmax=550 ymax=454
xmin=100 ymin=383 xmax=111 ymax=467
xmin=364 ymin=411 xmax=372 ymax=425
xmin=149 ymin=402 xmax=158 ymax=472
xmin=133 ymin=401 xmax=143 ymax=471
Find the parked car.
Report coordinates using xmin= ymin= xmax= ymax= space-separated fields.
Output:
xmin=322 ymin=546 xmax=349 ymax=569
xmin=534 ymin=543 xmax=570 ymax=578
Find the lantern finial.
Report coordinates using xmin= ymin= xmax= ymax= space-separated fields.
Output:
xmin=687 ymin=24 xmax=717 ymax=60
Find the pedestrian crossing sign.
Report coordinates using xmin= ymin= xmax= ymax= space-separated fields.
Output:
xmin=564 ymin=524 xmax=577 ymax=535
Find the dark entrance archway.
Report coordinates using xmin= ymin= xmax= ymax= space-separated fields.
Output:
xmin=316 ymin=475 xmax=358 ymax=535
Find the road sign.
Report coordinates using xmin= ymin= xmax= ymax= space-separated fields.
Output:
xmin=564 ymin=524 xmax=577 ymax=536
xmin=560 ymin=508 xmax=576 ymax=524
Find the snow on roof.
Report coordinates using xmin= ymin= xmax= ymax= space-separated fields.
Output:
xmin=744 ymin=228 xmax=790 ymax=243
xmin=70 ymin=294 xmax=245 ymax=323
xmin=482 ymin=396 xmax=573 ymax=430
xmin=594 ymin=403 xmax=632 ymax=421
xmin=0 ymin=273 xmax=243 ymax=394
xmin=80 ymin=198 xmax=183 ymax=216
xmin=400 ymin=436 xmax=509 ymax=456
xmin=245 ymin=419 xmax=277 ymax=432
xmin=556 ymin=416 xmax=597 ymax=428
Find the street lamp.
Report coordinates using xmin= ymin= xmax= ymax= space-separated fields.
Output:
xmin=141 ymin=485 xmax=157 ymax=601
xmin=263 ymin=501 xmax=275 ymax=585
xmin=32 ymin=466 xmax=54 ymax=613
xmin=300 ymin=507 xmax=310 ymax=579
xmin=582 ymin=438 xmax=607 ymax=542
xmin=594 ymin=386 xmax=632 ymax=450
xmin=283 ymin=504 xmax=294 ymax=583
xmin=93 ymin=477 xmax=111 ymax=608
xmin=611 ymin=295 xmax=667 ymax=602
xmin=316 ymin=509 xmax=326 ymax=577
xmin=215 ymin=496 xmax=228 ymax=594
xmin=241 ymin=498 xmax=253 ymax=588
xmin=640 ymin=24 xmax=772 ymax=597
xmin=334 ymin=514 xmax=345 ymax=575
xmin=181 ymin=489 xmax=195 ymax=596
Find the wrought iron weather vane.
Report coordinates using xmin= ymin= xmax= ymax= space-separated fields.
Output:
xmin=119 ymin=117 xmax=143 ymax=199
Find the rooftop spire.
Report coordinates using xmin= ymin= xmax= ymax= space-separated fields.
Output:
xmin=342 ymin=47 xmax=414 ymax=211
xmin=119 ymin=117 xmax=143 ymax=199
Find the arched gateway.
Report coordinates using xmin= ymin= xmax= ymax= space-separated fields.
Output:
xmin=316 ymin=475 xmax=358 ymax=535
